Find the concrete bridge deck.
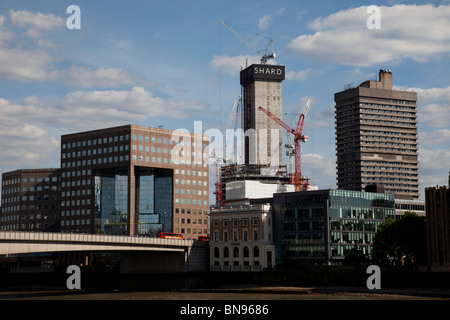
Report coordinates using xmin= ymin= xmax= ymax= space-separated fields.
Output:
xmin=0 ymin=231 xmax=194 ymax=255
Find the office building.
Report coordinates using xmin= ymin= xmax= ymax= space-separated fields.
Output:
xmin=60 ymin=125 xmax=209 ymax=238
xmin=335 ymin=69 xmax=420 ymax=199
xmin=272 ymin=189 xmax=395 ymax=265
xmin=425 ymin=185 xmax=450 ymax=271
xmin=210 ymin=203 xmax=275 ymax=271
xmin=1 ymin=169 xmax=60 ymax=231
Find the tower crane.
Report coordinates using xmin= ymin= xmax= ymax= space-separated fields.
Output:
xmin=258 ymin=97 xmax=313 ymax=191
xmin=211 ymin=149 xmax=226 ymax=207
xmin=225 ymin=95 xmax=243 ymax=164
xmin=218 ymin=19 xmax=275 ymax=64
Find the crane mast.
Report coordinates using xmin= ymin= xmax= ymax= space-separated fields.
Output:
xmin=258 ymin=97 xmax=313 ymax=191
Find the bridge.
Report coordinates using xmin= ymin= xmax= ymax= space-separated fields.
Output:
xmin=0 ymin=231 xmax=209 ymax=273
xmin=0 ymin=231 xmax=193 ymax=255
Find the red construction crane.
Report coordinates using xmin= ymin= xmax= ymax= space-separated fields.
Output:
xmin=258 ymin=97 xmax=312 ymax=191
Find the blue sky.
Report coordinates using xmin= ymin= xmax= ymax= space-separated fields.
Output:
xmin=0 ymin=0 xmax=449 ymax=202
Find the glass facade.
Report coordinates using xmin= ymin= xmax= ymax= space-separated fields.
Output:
xmin=274 ymin=189 xmax=395 ymax=264
xmin=94 ymin=171 xmax=128 ymax=234
xmin=94 ymin=167 xmax=173 ymax=235
xmin=328 ymin=189 xmax=395 ymax=261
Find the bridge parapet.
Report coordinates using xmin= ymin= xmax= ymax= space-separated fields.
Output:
xmin=0 ymin=231 xmax=195 ymax=255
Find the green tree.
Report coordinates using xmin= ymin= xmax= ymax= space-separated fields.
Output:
xmin=373 ymin=212 xmax=427 ymax=265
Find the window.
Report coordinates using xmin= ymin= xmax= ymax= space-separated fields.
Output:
xmin=233 ymin=247 xmax=239 ymax=258
xmin=214 ymin=247 xmax=219 ymax=258
xmin=244 ymin=246 xmax=249 ymax=258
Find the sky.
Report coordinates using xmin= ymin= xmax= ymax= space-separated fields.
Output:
xmin=0 ymin=0 xmax=449 ymax=203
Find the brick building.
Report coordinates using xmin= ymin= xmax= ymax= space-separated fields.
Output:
xmin=1 ymin=169 xmax=61 ymax=231
xmin=60 ymin=124 xmax=209 ymax=238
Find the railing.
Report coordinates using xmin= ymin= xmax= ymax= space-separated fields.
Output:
xmin=0 ymin=231 xmax=194 ymax=247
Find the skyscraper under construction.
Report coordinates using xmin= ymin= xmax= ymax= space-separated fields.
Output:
xmin=214 ymin=63 xmax=292 ymax=206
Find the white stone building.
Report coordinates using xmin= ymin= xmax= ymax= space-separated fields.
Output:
xmin=209 ymin=204 xmax=274 ymax=271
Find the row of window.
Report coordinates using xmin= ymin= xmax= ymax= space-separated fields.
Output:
xmin=212 ymin=218 xmax=260 ymax=228
xmin=175 ymin=218 xmax=208 ymax=225
xmin=2 ymin=176 xmax=58 ymax=186
xmin=175 ymin=179 xmax=207 ymax=186
xmin=212 ymin=246 xmax=261 ymax=259
xmin=362 ymin=160 xmax=418 ymax=166
xmin=61 ymin=209 xmax=92 ymax=216
xmin=175 ymin=228 xmax=208 ymax=235
xmin=360 ymin=102 xmax=416 ymax=108
xmin=361 ymin=107 xmax=416 ymax=116
xmin=63 ymin=134 xmax=130 ymax=149
xmin=1 ymin=203 xmax=57 ymax=213
xmin=6 ymin=195 xmax=58 ymax=202
xmin=212 ymin=230 xmax=261 ymax=242
xmin=62 ymin=144 xmax=129 ymax=159
xmin=1 ymin=213 xmax=51 ymax=221
xmin=1 ymin=223 xmax=50 ymax=231
xmin=61 ymin=219 xmax=91 ymax=226
xmin=362 ymin=177 xmax=418 ymax=183
xmin=175 ymin=189 xmax=208 ymax=196
xmin=175 ymin=198 xmax=208 ymax=205
xmin=3 ymin=185 xmax=59 ymax=195
xmin=175 ymin=208 xmax=206 ymax=214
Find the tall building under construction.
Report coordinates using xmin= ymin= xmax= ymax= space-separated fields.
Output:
xmin=240 ymin=64 xmax=285 ymax=166
xmin=334 ymin=69 xmax=420 ymax=199
xmin=214 ymin=63 xmax=293 ymax=206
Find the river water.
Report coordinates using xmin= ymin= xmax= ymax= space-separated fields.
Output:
xmin=0 ymin=287 xmax=446 ymax=300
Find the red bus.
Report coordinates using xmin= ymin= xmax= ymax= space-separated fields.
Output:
xmin=157 ymin=232 xmax=184 ymax=239
xmin=198 ymin=236 xmax=210 ymax=242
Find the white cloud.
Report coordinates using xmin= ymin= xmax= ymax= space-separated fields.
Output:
xmin=419 ymin=148 xmax=450 ymax=189
xmin=0 ymin=87 xmax=209 ymax=131
xmin=0 ymin=11 xmax=63 ymax=82
xmin=62 ymin=66 xmax=147 ymax=89
xmin=0 ymin=47 xmax=61 ymax=82
xmin=414 ymin=86 xmax=450 ymax=103
xmin=258 ymin=15 xmax=272 ymax=30
xmin=420 ymin=129 xmax=450 ymax=145
xmin=0 ymin=16 xmax=14 ymax=46
xmin=209 ymin=54 xmax=262 ymax=76
xmin=285 ymin=68 xmax=318 ymax=82
xmin=0 ymin=87 xmax=209 ymax=170
xmin=413 ymin=86 xmax=450 ymax=128
xmin=419 ymin=103 xmax=450 ymax=128
xmin=301 ymin=153 xmax=336 ymax=189
xmin=9 ymin=9 xmax=64 ymax=30
xmin=285 ymin=4 xmax=450 ymax=66
xmin=0 ymin=99 xmax=59 ymax=168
